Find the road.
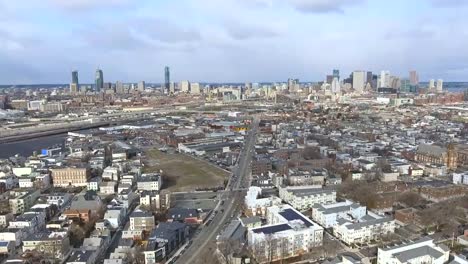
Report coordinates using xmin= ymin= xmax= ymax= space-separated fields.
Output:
xmin=174 ymin=118 xmax=259 ymax=264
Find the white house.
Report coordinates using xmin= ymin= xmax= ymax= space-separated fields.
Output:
xmin=102 ymin=166 xmax=120 ymax=182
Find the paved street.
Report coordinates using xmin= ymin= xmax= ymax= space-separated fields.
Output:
xmin=174 ymin=118 xmax=259 ymax=264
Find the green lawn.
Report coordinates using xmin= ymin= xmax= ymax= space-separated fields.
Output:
xmin=144 ymin=149 xmax=229 ymax=192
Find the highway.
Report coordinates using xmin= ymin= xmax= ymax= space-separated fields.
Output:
xmin=174 ymin=117 xmax=258 ymax=264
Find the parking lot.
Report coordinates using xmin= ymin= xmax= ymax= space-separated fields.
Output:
xmin=171 ymin=192 xmax=220 ymax=210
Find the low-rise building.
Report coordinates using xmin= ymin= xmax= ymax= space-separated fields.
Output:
xmin=312 ymin=200 xmax=366 ymax=228
xmin=22 ymin=231 xmax=71 ymax=259
xmin=166 ymin=208 xmax=201 ymax=224
xmin=333 ymin=211 xmax=395 ymax=246
xmin=279 ymin=186 xmax=336 ymax=210
xmin=0 ymin=213 xmax=14 ymax=228
xmin=143 ymin=222 xmax=190 ymax=263
xmin=137 ymin=174 xmax=162 ymax=192
xmin=139 ymin=190 xmax=171 ymax=212
xmin=46 ymin=193 xmax=73 ymax=208
xmin=9 ymin=189 xmax=41 ymax=215
xmin=377 ymin=237 xmax=450 ymax=264
xmin=100 ymin=181 xmax=117 ymax=194
xmin=453 ymin=172 xmax=468 ymax=185
xmin=248 ymin=204 xmax=323 ymax=263
xmin=66 ymin=249 xmax=99 ymax=264
xmin=87 ymin=177 xmax=102 ymax=191
xmin=51 ymin=167 xmax=90 ymax=187
xmin=129 ymin=211 xmax=155 ymax=232
xmin=63 ymin=209 xmax=91 ymax=223
xmin=244 ymin=187 xmax=282 ymax=216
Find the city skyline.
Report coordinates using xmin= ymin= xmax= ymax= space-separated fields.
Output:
xmin=1 ymin=0 xmax=468 ymax=84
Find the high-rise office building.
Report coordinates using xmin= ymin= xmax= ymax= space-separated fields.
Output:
xmin=287 ymin=78 xmax=299 ymax=92
xmin=95 ymin=69 xmax=104 ymax=92
xmin=380 ymin=70 xmax=390 ymax=88
xmin=169 ymin=82 xmax=175 ymax=94
xmin=138 ymin=81 xmax=145 ymax=92
xmin=436 ymin=79 xmax=443 ymax=92
xmin=191 ymin=83 xmax=201 ymax=94
xmin=80 ymin=85 xmax=88 ymax=94
xmin=164 ymin=66 xmax=170 ymax=94
xmin=429 ymin=79 xmax=435 ymax=90
xmin=409 ymin=70 xmax=419 ymax=86
xmin=326 ymin=75 xmax=333 ymax=84
xmin=352 ymin=71 xmax=366 ymax=93
xmin=400 ymin=79 xmax=411 ymax=93
xmin=103 ymin=82 xmax=112 ymax=91
xmin=389 ymin=76 xmax=401 ymax=89
xmin=333 ymin=69 xmax=340 ymax=80
xmin=72 ymin=71 xmax=79 ymax=85
xmin=116 ymin=81 xmax=124 ymax=94
xmin=180 ymin=81 xmax=190 ymax=93
xmin=70 ymin=70 xmax=79 ymax=95
xmin=331 ymin=77 xmax=341 ymax=93
xmin=366 ymin=71 xmax=373 ymax=87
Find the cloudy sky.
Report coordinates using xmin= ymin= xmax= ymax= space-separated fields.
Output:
xmin=1 ymin=0 xmax=467 ymax=84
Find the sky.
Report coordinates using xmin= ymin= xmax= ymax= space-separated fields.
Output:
xmin=1 ymin=0 xmax=468 ymax=84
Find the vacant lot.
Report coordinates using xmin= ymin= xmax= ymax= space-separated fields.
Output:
xmin=144 ymin=149 xmax=230 ymax=192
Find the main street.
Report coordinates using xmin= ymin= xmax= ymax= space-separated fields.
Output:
xmin=174 ymin=117 xmax=259 ymax=264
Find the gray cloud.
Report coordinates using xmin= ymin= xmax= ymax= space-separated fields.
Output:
xmin=288 ymin=0 xmax=364 ymax=13
xmin=0 ymin=53 xmax=42 ymax=84
xmin=79 ymin=25 xmax=150 ymax=51
xmin=134 ymin=18 xmax=202 ymax=44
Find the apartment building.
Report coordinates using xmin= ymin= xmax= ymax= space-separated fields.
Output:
xmin=248 ymin=204 xmax=323 ymax=263
xmin=279 ymin=186 xmax=336 ymax=211
xmin=9 ymin=189 xmax=41 ymax=215
xmin=129 ymin=211 xmax=155 ymax=232
xmin=51 ymin=167 xmax=90 ymax=187
xmin=377 ymin=237 xmax=450 ymax=264
xmin=333 ymin=211 xmax=395 ymax=246
xmin=244 ymin=186 xmax=282 ymax=216
xmin=137 ymin=174 xmax=162 ymax=192
xmin=312 ymin=200 xmax=366 ymax=228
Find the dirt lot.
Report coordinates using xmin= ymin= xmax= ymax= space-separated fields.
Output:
xmin=144 ymin=149 xmax=230 ymax=192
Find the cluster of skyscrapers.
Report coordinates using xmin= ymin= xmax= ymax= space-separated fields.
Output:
xmin=69 ymin=67 xmax=171 ymax=95
xmin=320 ymin=69 xmax=444 ymax=94
xmin=68 ymin=66 xmax=444 ymax=97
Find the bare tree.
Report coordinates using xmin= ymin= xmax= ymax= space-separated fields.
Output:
xmin=397 ymin=192 xmax=424 ymax=207
xmin=302 ymin=147 xmax=322 ymax=160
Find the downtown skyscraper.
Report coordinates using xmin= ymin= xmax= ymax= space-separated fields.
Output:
xmin=95 ymin=69 xmax=104 ymax=92
xmin=165 ymin=66 xmax=170 ymax=94
xmin=70 ymin=70 xmax=79 ymax=95
xmin=409 ymin=70 xmax=419 ymax=86
xmin=333 ymin=69 xmax=340 ymax=80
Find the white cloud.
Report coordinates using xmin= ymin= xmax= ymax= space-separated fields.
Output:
xmin=47 ymin=0 xmax=131 ymax=11
xmin=288 ymin=0 xmax=365 ymax=13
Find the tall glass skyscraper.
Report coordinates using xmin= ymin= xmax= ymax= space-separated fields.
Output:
xmin=164 ymin=66 xmax=170 ymax=94
xmin=95 ymin=69 xmax=103 ymax=92
xmin=70 ymin=70 xmax=79 ymax=94
xmin=72 ymin=71 xmax=79 ymax=85
xmin=333 ymin=69 xmax=340 ymax=80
